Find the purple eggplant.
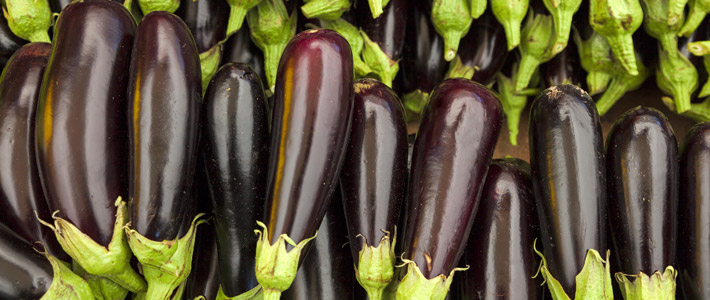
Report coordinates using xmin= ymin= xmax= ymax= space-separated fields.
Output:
xmin=397 ymin=78 xmax=502 ymax=299
xmin=0 ymin=12 xmax=25 ymax=69
xmin=451 ymin=158 xmax=542 ymax=300
xmin=0 ymin=223 xmax=52 ymax=299
xmin=355 ymin=0 xmax=407 ymax=87
xmin=221 ymin=25 xmax=266 ymax=86
xmin=541 ymin=42 xmax=585 ymax=87
xmin=255 ymin=29 xmax=353 ymax=300
xmin=203 ymin=62 xmax=269 ymax=297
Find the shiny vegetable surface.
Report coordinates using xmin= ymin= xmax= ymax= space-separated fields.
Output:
xmin=0 ymin=223 xmax=52 ymax=300
xmin=177 ymin=0 xmax=229 ymax=53
xmin=221 ymin=25 xmax=266 ymax=85
xmin=452 ymin=9 xmax=507 ymax=85
xmin=542 ymin=43 xmax=584 ymax=87
xmin=0 ymin=13 xmax=25 ymax=69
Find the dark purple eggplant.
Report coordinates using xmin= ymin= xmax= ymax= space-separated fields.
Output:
xmin=282 ymin=188 xmax=355 ymax=300
xmin=203 ymin=62 xmax=269 ymax=297
xmin=452 ymin=158 xmax=542 ymax=300
xmin=339 ymin=78 xmax=407 ymax=299
xmin=176 ymin=0 xmax=229 ymax=53
xmin=183 ymin=223 xmax=219 ymax=300
xmin=221 ymin=25 xmax=266 ymax=87
xmin=397 ymin=78 xmax=502 ymax=298
xmin=0 ymin=223 xmax=52 ymax=300
xmin=541 ymin=42 xmax=584 ymax=87
xmin=529 ymin=84 xmax=607 ymax=295
xmin=0 ymin=43 xmax=63 ymax=258
xmin=256 ymin=28 xmax=353 ymax=299
xmin=355 ymin=0 xmax=407 ymax=86
xmin=49 ymin=0 xmax=72 ymax=13
xmin=677 ymin=122 xmax=710 ymax=300
xmin=449 ymin=9 xmax=508 ymax=86
xmin=606 ymin=107 xmax=677 ymax=278
xmin=0 ymin=12 xmax=25 ymax=69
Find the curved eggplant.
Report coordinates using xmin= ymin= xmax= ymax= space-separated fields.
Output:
xmin=282 ymin=189 xmax=355 ymax=300
xmin=176 ymin=0 xmax=229 ymax=53
xmin=339 ymin=78 xmax=407 ymax=299
xmin=447 ymin=9 xmax=507 ymax=86
xmin=452 ymin=158 xmax=542 ymax=300
xmin=0 ymin=223 xmax=52 ymax=299
xmin=203 ymin=62 xmax=269 ymax=297
xmin=256 ymin=28 xmax=353 ymax=299
xmin=0 ymin=13 xmax=25 ymax=69
xmin=397 ymin=78 xmax=502 ymax=298
xmin=542 ymin=42 xmax=584 ymax=87
xmin=678 ymin=122 xmax=710 ymax=300
xmin=0 ymin=43 xmax=62 ymax=257
xmin=221 ymin=25 xmax=266 ymax=87
xmin=529 ymin=84 xmax=607 ymax=295
xmin=355 ymin=0 xmax=407 ymax=86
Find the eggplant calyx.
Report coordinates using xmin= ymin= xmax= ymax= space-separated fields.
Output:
xmin=490 ymin=0 xmax=528 ymax=51
xmin=662 ymin=97 xmax=710 ymax=122
xmin=587 ymin=71 xmax=612 ymax=95
xmin=596 ymin=52 xmax=649 ymax=115
xmin=667 ymin=0 xmax=688 ymax=25
xmin=445 ymin=55 xmax=476 ymax=80
xmin=615 ymin=266 xmax=677 ymax=300
xmin=355 ymin=230 xmax=397 ymax=300
xmin=226 ymin=0 xmax=262 ymax=37
xmin=200 ymin=45 xmax=223 ymax=95
xmin=367 ymin=0 xmax=388 ymax=19
xmin=656 ymin=47 xmax=698 ymax=113
xmin=496 ymin=72 xmax=528 ymax=146
xmin=320 ymin=19 xmax=371 ymax=76
xmin=677 ymin=4 xmax=708 ymax=37
xmin=394 ymin=259 xmax=468 ymax=300
xmin=216 ymin=285 xmax=263 ymax=300
xmin=72 ymin=262 xmax=130 ymax=300
xmin=402 ymin=90 xmax=430 ymax=120
xmin=254 ymin=221 xmax=318 ymax=300
xmin=300 ymin=0 xmax=350 ymax=21
xmin=589 ymin=0 xmax=643 ymax=75
xmin=360 ymin=31 xmax=399 ymax=87
xmin=543 ymin=0 xmax=582 ymax=55
xmin=37 ymin=198 xmax=147 ymax=294
xmin=469 ymin=0 xmax=487 ymax=18
xmin=432 ymin=0 xmax=474 ymax=61
xmin=516 ymin=12 xmax=555 ymax=92
xmin=39 ymin=253 xmax=94 ymax=300
xmin=3 ymin=0 xmax=51 ymax=43
xmin=125 ymin=214 xmax=207 ymax=300
xmin=687 ymin=41 xmax=710 ymax=56
xmin=137 ymin=0 xmax=180 ymax=14
xmin=247 ymin=0 xmax=296 ymax=92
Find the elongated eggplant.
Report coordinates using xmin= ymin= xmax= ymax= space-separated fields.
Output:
xmin=339 ymin=78 xmax=407 ymax=300
xmin=35 ymin=1 xmax=144 ymax=297
xmin=529 ymin=84 xmax=609 ymax=297
xmin=356 ymin=0 xmax=407 ymax=87
xmin=221 ymin=25 xmax=266 ymax=87
xmin=203 ymin=62 xmax=269 ymax=297
xmin=0 ymin=223 xmax=52 ymax=299
xmin=255 ymin=29 xmax=353 ymax=300
xmin=397 ymin=78 xmax=502 ymax=299
xmin=541 ymin=42 xmax=584 ymax=87
xmin=606 ymin=106 xmax=678 ymax=297
xmin=678 ymin=122 xmax=710 ymax=300
xmin=0 ymin=13 xmax=25 ymax=69
xmin=125 ymin=11 xmax=203 ymax=299
xmin=282 ymin=188 xmax=355 ymax=300
xmin=452 ymin=158 xmax=542 ymax=300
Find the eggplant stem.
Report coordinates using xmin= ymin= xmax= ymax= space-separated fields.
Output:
xmin=368 ymin=0 xmax=383 ymax=18
xmin=678 ymin=6 xmax=708 ymax=37
xmin=300 ymin=0 xmax=347 ymax=20
xmin=227 ymin=5 xmax=248 ymax=37
xmin=667 ymin=0 xmax=688 ymax=25
xmin=659 ymin=33 xmax=679 ymax=57
xmin=605 ymin=34 xmax=639 ymax=76
xmin=502 ymin=19 xmax=522 ymax=51
xmin=514 ymin=54 xmax=541 ymax=92
xmin=688 ymin=41 xmax=710 ymax=56
xmin=587 ymin=71 xmax=611 ymax=95
xmin=596 ymin=78 xmax=627 ymax=116
xmin=551 ymin=12 xmax=573 ymax=54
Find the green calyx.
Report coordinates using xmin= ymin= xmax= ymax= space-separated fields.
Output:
xmin=445 ymin=55 xmax=475 ymax=80
xmin=125 ymin=214 xmax=207 ymax=300
xmin=469 ymin=0 xmax=486 ymax=18
xmin=3 ymin=0 xmax=51 ymax=43
xmin=40 ymin=254 xmax=94 ymax=300
xmin=573 ymin=30 xmax=616 ymax=94
xmin=227 ymin=0 xmax=263 ymax=37
xmin=543 ymin=0 xmax=583 ymax=54
xmin=367 ymin=0 xmax=390 ymax=19
xmin=534 ymin=242 xmax=614 ymax=300
xmin=432 ymin=0 xmax=473 ymax=61
xmin=361 ymin=30 xmax=399 ymax=87
xmin=137 ymin=0 xmax=180 ymax=14
xmin=590 ymin=0 xmax=644 ymax=76
xmin=402 ymin=90 xmax=430 ymax=122
xmin=656 ymin=47 xmax=698 ymax=113
xmin=73 ymin=262 xmax=130 ymax=300
xmin=216 ymin=285 xmax=263 ymax=300
xmin=640 ymin=0 xmax=684 ymax=55
xmin=515 ymin=11 xmax=555 ymax=92
xmin=663 ymin=96 xmax=710 ymax=121
xmin=320 ymin=18 xmax=372 ymax=76
xmin=355 ymin=231 xmax=397 ymax=300
xmin=496 ymin=71 xmax=529 ymax=146
xmin=200 ymin=44 xmax=223 ymax=95
xmin=596 ymin=51 xmax=650 ymax=115
xmin=616 ymin=266 xmax=677 ymax=300
xmin=254 ymin=221 xmax=318 ymax=300
xmin=678 ymin=0 xmax=710 ymax=36
xmin=491 ymin=0 xmax=529 ymax=50
xmin=38 ymin=197 xmax=147 ymax=294
xmin=247 ymin=0 xmax=296 ymax=91
xmin=301 ymin=0 xmax=350 ymax=20
xmin=667 ymin=0 xmax=689 ymax=25
xmin=394 ymin=259 xmax=467 ymax=300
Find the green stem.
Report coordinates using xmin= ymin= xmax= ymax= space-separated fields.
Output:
xmin=587 ymin=71 xmax=611 ymax=95
xmin=444 ymin=55 xmax=475 ymax=79
xmin=263 ymin=44 xmax=287 ymax=91
xmin=514 ymin=54 xmax=541 ymax=92
xmin=551 ymin=9 xmax=574 ymax=54
xmin=300 ymin=0 xmax=349 ymax=20
xmin=678 ymin=3 xmax=709 ymax=36
xmin=227 ymin=5 xmax=248 ymax=37
xmin=441 ymin=28 xmax=464 ymax=61
xmin=29 ymin=30 xmax=50 ymax=43
xmin=470 ymin=0 xmax=486 ymax=18
xmin=596 ymin=78 xmax=627 ymax=115
xmin=606 ymin=33 xmax=639 ymax=76
xmin=262 ymin=290 xmax=281 ymax=300
xmin=502 ymin=19 xmax=521 ymax=50
xmin=667 ymin=0 xmax=689 ymax=25
xmin=368 ymin=0 xmax=383 ymax=18
xmin=658 ymin=32 xmax=679 ymax=56
xmin=688 ymin=41 xmax=710 ymax=56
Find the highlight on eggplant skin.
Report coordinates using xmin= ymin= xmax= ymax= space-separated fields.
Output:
xmin=605 ymin=106 xmax=678 ymax=277
xmin=402 ymin=77 xmax=503 ymax=279
xmin=678 ymin=122 xmax=710 ymax=300
xmin=458 ymin=9 xmax=508 ymax=85
xmin=0 ymin=223 xmax=53 ymax=300
xmin=398 ymin=1 xmax=446 ymax=96
xmin=451 ymin=158 xmax=543 ymax=300
xmin=176 ymin=0 xmax=229 ymax=53
xmin=529 ymin=84 xmax=607 ymax=294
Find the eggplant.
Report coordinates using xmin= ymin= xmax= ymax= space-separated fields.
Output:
xmin=606 ymin=106 xmax=678 ymax=297
xmin=0 ymin=223 xmax=52 ymax=299
xmin=255 ymin=29 xmax=353 ymax=300
xmin=221 ymin=25 xmax=266 ymax=87
xmin=678 ymin=122 xmax=710 ymax=300
xmin=0 ymin=42 xmax=63 ymax=258
xmin=339 ymin=78 xmax=407 ymax=300
xmin=282 ymin=188 xmax=355 ymax=300
xmin=541 ymin=42 xmax=584 ymax=87
xmin=529 ymin=84 xmax=609 ymax=297
xmin=355 ymin=0 xmax=407 ymax=86
xmin=0 ymin=12 xmax=25 ymax=69
xmin=397 ymin=78 xmax=502 ymax=299
xmin=35 ymin=1 xmax=144 ymax=297
xmin=125 ymin=11 xmax=203 ymax=299
xmin=183 ymin=224 xmax=219 ymax=300
xmin=446 ymin=9 xmax=507 ymax=85
xmin=203 ymin=62 xmax=269 ymax=298
xmin=451 ymin=158 xmax=542 ymax=300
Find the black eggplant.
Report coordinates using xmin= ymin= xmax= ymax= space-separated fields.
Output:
xmin=541 ymin=42 xmax=584 ymax=87
xmin=203 ymin=62 xmax=269 ymax=298
xmin=255 ymin=29 xmax=353 ymax=300
xmin=355 ymin=0 xmax=407 ymax=86
xmin=125 ymin=11 xmax=203 ymax=299
xmin=452 ymin=158 xmax=542 ymax=300
xmin=0 ymin=12 xmax=25 ymax=69
xmin=35 ymin=1 xmax=144 ymax=296
xmin=397 ymin=78 xmax=502 ymax=299
xmin=529 ymin=84 xmax=608 ymax=297
xmin=221 ymin=25 xmax=266 ymax=87
xmin=0 ymin=223 xmax=52 ymax=299
xmin=183 ymin=224 xmax=219 ymax=300
xmin=339 ymin=78 xmax=407 ymax=300
xmin=282 ymin=189 xmax=355 ymax=300
xmin=678 ymin=122 xmax=710 ymax=300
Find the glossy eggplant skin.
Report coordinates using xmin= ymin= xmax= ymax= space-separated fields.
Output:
xmin=0 ymin=223 xmax=52 ymax=300
xmin=221 ymin=26 xmax=266 ymax=87
xmin=356 ymin=0 xmax=407 ymax=60
xmin=183 ymin=224 xmax=219 ymax=300
xmin=606 ymin=107 xmax=678 ymax=275
xmin=0 ymin=13 xmax=25 ymax=69
xmin=529 ymin=84 xmax=607 ymax=294
xmin=339 ymin=78 xmax=407 ymax=261
xmin=403 ymin=78 xmax=503 ymax=279
xmin=265 ymin=29 xmax=353 ymax=245
xmin=282 ymin=189 xmax=355 ymax=300
xmin=128 ymin=11 xmax=202 ymax=241
xmin=460 ymin=10 xmax=508 ymax=85
xmin=452 ymin=158 xmax=542 ymax=300
xmin=679 ymin=15 xmax=710 ymax=95
xmin=542 ymin=43 xmax=584 ymax=87
xmin=677 ymin=122 xmax=710 ymax=300
xmin=176 ymin=0 xmax=229 ymax=53
xmin=398 ymin=1 xmax=446 ymax=95
xmin=203 ymin=63 xmax=269 ymax=296
xmin=35 ymin=0 xmax=135 ymax=247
